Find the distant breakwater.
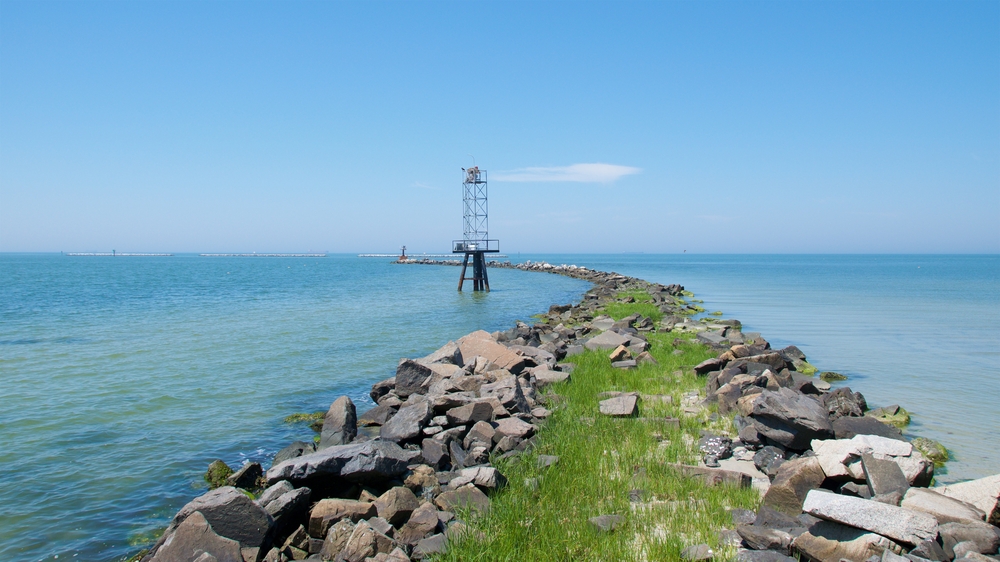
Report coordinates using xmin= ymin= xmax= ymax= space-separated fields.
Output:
xmin=132 ymin=259 xmax=998 ymax=562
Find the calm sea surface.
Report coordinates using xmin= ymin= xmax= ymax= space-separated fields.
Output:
xmin=0 ymin=253 xmax=997 ymax=561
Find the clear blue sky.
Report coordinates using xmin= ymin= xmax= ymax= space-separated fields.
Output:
xmin=1 ymin=1 xmax=997 ymax=253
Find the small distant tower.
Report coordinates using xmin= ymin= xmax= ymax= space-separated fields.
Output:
xmin=399 ymin=246 xmax=407 ymax=260
xmin=453 ymin=166 xmax=499 ymax=291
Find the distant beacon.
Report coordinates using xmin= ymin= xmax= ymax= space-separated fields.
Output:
xmin=453 ymin=166 xmax=499 ymax=291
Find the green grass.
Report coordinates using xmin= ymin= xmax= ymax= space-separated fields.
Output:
xmin=436 ymin=332 xmax=760 ymax=561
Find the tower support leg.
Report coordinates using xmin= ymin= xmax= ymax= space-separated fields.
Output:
xmin=458 ymin=254 xmax=470 ymax=291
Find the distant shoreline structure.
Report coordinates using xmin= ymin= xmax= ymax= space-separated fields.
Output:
xmin=199 ymin=253 xmax=326 ymax=258
xmin=359 ymin=253 xmax=509 ymax=258
xmin=65 ymin=252 xmax=173 ymax=257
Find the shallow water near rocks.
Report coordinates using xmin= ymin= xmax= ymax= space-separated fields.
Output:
xmin=1 ymin=253 xmax=997 ymax=561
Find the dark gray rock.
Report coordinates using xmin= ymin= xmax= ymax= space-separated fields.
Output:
xmin=445 ymin=402 xmax=493 ymax=426
xmin=358 ymin=403 xmax=398 ymax=427
xmin=266 ymin=440 xmax=412 ymax=485
xmin=380 ymin=401 xmax=433 ymax=443
xmin=150 ymin=511 xmax=243 ymax=562
xmin=699 ymin=435 xmax=733 ymax=460
xmin=939 ymin=522 xmax=1000 ymax=559
xmin=165 ymin=486 xmax=274 ymax=552
xmin=750 ymin=388 xmax=834 ymax=451
xmin=588 ymin=514 xmax=624 ymax=532
xmin=753 ymin=506 xmax=805 ymax=530
xmin=862 ymin=453 xmax=911 ymax=497
xmin=822 ymin=387 xmax=868 ymax=419
xmin=420 ymin=438 xmax=449 ymax=469
xmin=272 ymin=441 xmax=315 ymax=467
xmin=695 ymin=358 xmax=725 ymax=375
xmin=753 ymin=446 xmax=785 ymax=478
xmin=736 ymin=525 xmax=794 ymax=553
xmin=264 ymin=487 xmax=311 ymax=541
xmin=831 ymin=416 xmax=905 ymax=440
xmin=448 ymin=440 xmax=467 ymax=469
xmin=226 ymin=462 xmax=262 ymax=490
xmin=370 ymin=377 xmax=396 ymax=402
xmin=413 ymin=533 xmax=448 ymax=559
xmin=256 ymin=481 xmax=294 ymax=510
xmin=319 ymin=396 xmax=357 ymax=449
xmin=395 ymin=359 xmax=434 ymax=398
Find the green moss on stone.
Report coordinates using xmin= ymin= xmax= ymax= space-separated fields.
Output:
xmin=284 ymin=411 xmax=326 ymax=433
xmin=123 ymin=548 xmax=149 ymax=562
xmin=796 ymin=361 xmax=818 ymax=376
xmin=709 ymin=311 xmax=723 ymax=316
xmin=875 ymin=407 xmax=911 ymax=429
xmin=912 ymin=437 xmax=948 ymax=465
xmin=204 ymin=459 xmax=233 ymax=489
xmin=820 ymin=371 xmax=848 ymax=381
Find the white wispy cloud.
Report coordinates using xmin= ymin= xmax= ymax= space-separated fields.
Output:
xmin=492 ymin=163 xmax=641 ymax=183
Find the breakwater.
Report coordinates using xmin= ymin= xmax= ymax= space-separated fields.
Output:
xmin=133 ymin=260 xmax=998 ymax=562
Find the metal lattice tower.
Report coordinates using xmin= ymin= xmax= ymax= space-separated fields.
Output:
xmin=453 ymin=166 xmax=499 ymax=291
xmin=462 ymin=167 xmax=488 ymax=241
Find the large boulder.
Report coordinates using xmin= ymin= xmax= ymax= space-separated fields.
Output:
xmin=831 ymin=416 xmax=904 ymax=440
xmin=156 ymin=487 xmax=274 ymax=555
xmin=379 ymin=401 xmax=433 ymax=443
xmin=937 ymin=522 xmax=1000 ymax=558
xmin=357 ymin=403 xmax=398 ymax=427
xmin=272 ymin=441 xmax=315 ymax=466
xmin=599 ymin=394 xmax=638 ymax=417
xmin=760 ymin=457 xmax=826 ymax=517
xmin=801 ymin=490 xmax=939 ymax=545
xmin=395 ymin=360 xmax=434 ymax=398
xmin=150 ymin=511 xmax=243 ymax=562
xmin=901 ymin=488 xmax=987 ymax=525
xmin=445 ymin=402 xmax=493 ymax=426
xmin=749 ymin=388 xmax=833 ymax=451
xmin=374 ymin=486 xmax=421 ymax=527
xmin=457 ymin=330 xmax=526 ymax=373
xmin=420 ymin=341 xmax=463 ymax=366
xmin=319 ymin=396 xmax=357 ymax=449
xmin=584 ymin=330 xmax=630 ymax=350
xmin=791 ymin=519 xmax=903 ymax=562
xmin=822 ymin=387 xmax=867 ymax=419
xmin=266 ymin=441 xmax=412 ymax=485
xmin=935 ymin=474 xmax=1000 ymax=526
xmin=264 ymin=487 xmax=311 ymax=541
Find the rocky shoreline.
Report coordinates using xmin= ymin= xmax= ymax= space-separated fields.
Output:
xmin=135 ymin=261 xmax=999 ymax=562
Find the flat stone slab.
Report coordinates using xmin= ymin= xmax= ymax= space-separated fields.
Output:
xmin=668 ymin=463 xmax=752 ymax=488
xmin=901 ymin=488 xmax=987 ymax=525
xmin=533 ymin=369 xmax=570 ymax=387
xmin=585 ymin=330 xmax=629 ymax=350
xmin=266 ymin=441 xmax=412 ymax=485
xmin=599 ymin=395 xmax=638 ymax=417
xmin=935 ymin=474 xmax=1000 ymax=526
xmin=802 ymin=489 xmax=939 ymax=545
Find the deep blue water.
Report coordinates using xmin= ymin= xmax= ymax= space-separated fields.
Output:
xmin=0 ymin=253 xmax=997 ymax=561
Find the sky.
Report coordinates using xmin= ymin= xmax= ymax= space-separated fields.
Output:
xmin=1 ymin=1 xmax=997 ymax=254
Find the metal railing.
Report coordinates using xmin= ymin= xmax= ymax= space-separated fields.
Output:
xmin=452 ymin=239 xmax=500 ymax=253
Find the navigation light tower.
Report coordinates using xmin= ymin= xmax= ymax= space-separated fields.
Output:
xmin=453 ymin=166 xmax=499 ymax=291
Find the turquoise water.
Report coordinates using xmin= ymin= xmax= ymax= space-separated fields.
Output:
xmin=521 ymin=254 xmax=1000 ymax=484
xmin=0 ymin=254 xmax=591 ymax=561
xmin=1 ymin=254 xmax=997 ymax=561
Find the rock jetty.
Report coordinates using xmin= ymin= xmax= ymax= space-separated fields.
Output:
xmin=135 ymin=262 xmax=1000 ymax=562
